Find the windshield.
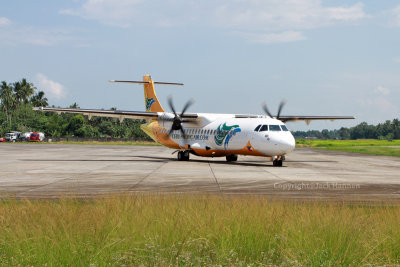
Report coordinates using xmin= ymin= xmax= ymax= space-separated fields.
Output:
xmin=269 ymin=125 xmax=281 ymax=131
xmin=281 ymin=125 xmax=289 ymax=131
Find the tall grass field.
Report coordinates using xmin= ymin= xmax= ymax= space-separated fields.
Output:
xmin=296 ymin=139 xmax=400 ymax=157
xmin=1 ymin=194 xmax=400 ymax=266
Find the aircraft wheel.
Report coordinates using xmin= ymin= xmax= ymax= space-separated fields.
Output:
xmin=183 ymin=151 xmax=190 ymax=161
xmin=177 ymin=151 xmax=184 ymax=161
xmin=226 ymin=154 xmax=238 ymax=162
xmin=273 ymin=159 xmax=283 ymax=167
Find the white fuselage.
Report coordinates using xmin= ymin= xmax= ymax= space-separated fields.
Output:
xmin=159 ymin=113 xmax=296 ymax=157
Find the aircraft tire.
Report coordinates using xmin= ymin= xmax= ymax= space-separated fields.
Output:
xmin=177 ymin=151 xmax=184 ymax=161
xmin=278 ymin=160 xmax=283 ymax=167
xmin=226 ymin=154 xmax=238 ymax=162
xmin=183 ymin=151 xmax=190 ymax=161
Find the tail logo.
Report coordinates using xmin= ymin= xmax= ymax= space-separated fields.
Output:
xmin=145 ymin=97 xmax=156 ymax=111
xmin=214 ymin=123 xmax=241 ymax=149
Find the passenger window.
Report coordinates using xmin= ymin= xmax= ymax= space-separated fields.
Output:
xmin=259 ymin=125 xmax=268 ymax=131
xmin=269 ymin=125 xmax=281 ymax=131
xmin=254 ymin=125 xmax=261 ymax=131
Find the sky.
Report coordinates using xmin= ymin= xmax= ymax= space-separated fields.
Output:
xmin=1 ymin=0 xmax=399 ymax=131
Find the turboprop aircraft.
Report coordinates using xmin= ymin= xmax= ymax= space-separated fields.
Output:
xmin=34 ymin=75 xmax=354 ymax=166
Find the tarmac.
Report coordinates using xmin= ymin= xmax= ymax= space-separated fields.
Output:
xmin=1 ymin=143 xmax=400 ymax=201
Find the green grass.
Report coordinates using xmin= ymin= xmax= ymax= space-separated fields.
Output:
xmin=3 ymin=140 xmax=161 ymax=146
xmin=1 ymin=194 xmax=400 ymax=266
xmin=296 ymin=139 xmax=400 ymax=157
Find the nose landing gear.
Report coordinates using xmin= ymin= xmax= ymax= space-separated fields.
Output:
xmin=272 ymin=156 xmax=285 ymax=167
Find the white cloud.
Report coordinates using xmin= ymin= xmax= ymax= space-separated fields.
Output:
xmin=0 ymin=23 xmax=88 ymax=47
xmin=61 ymin=0 xmax=143 ymax=28
xmin=375 ymin=86 xmax=390 ymax=96
xmin=391 ymin=5 xmax=400 ymax=26
xmin=60 ymin=0 xmax=368 ymax=44
xmin=214 ymin=1 xmax=368 ymax=31
xmin=237 ymin=31 xmax=306 ymax=44
xmin=0 ymin=17 xmax=11 ymax=26
xmin=35 ymin=74 xmax=66 ymax=100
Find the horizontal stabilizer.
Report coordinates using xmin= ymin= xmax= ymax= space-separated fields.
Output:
xmin=109 ymin=80 xmax=184 ymax=86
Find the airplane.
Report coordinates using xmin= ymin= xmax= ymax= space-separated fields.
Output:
xmin=33 ymin=75 xmax=354 ymax=167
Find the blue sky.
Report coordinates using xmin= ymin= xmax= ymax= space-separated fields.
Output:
xmin=1 ymin=0 xmax=399 ymax=130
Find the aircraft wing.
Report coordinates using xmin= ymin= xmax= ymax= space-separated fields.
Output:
xmin=279 ymin=115 xmax=355 ymax=124
xmin=33 ymin=107 xmax=198 ymax=120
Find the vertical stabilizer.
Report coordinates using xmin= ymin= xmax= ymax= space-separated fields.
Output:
xmin=143 ymin=75 xmax=164 ymax=112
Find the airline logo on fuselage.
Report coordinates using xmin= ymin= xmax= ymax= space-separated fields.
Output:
xmin=146 ymin=97 xmax=156 ymax=111
xmin=214 ymin=123 xmax=241 ymax=149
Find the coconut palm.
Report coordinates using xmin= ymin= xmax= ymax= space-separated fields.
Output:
xmin=30 ymin=91 xmax=48 ymax=107
xmin=13 ymin=81 xmax=23 ymax=105
xmin=0 ymin=81 xmax=16 ymax=125
xmin=19 ymin=78 xmax=35 ymax=104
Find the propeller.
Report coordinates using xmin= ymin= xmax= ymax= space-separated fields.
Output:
xmin=163 ymin=96 xmax=196 ymax=141
xmin=262 ymin=99 xmax=287 ymax=120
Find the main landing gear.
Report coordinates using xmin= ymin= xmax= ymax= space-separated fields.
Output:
xmin=177 ymin=150 xmax=190 ymax=161
xmin=226 ymin=154 xmax=238 ymax=162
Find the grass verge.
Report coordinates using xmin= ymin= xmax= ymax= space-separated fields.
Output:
xmin=1 ymin=194 xmax=400 ymax=266
xmin=2 ymin=140 xmax=161 ymax=146
xmin=296 ymin=139 xmax=400 ymax=157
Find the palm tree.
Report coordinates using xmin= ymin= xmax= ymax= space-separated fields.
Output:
xmin=20 ymin=78 xmax=35 ymax=104
xmin=0 ymin=81 xmax=16 ymax=126
xmin=13 ymin=81 xmax=23 ymax=105
xmin=30 ymin=91 xmax=48 ymax=107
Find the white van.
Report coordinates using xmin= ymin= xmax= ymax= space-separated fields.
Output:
xmin=5 ymin=131 xmax=21 ymax=142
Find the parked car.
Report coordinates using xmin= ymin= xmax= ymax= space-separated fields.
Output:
xmin=30 ymin=132 xmax=45 ymax=142
xmin=20 ymin=132 xmax=33 ymax=141
xmin=0 ymin=137 xmax=5 ymax=142
xmin=5 ymin=131 xmax=21 ymax=142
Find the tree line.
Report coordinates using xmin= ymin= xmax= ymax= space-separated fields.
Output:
xmin=0 ymin=79 xmax=150 ymax=139
xmin=292 ymin=119 xmax=400 ymax=140
xmin=1 ymin=79 xmax=399 ymax=140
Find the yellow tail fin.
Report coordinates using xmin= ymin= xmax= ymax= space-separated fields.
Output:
xmin=143 ymin=75 xmax=164 ymax=112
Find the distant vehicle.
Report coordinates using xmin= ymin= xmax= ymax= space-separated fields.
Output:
xmin=30 ymin=132 xmax=45 ymax=142
xmin=20 ymin=132 xmax=33 ymax=141
xmin=5 ymin=131 xmax=21 ymax=142
xmin=0 ymin=137 xmax=5 ymax=142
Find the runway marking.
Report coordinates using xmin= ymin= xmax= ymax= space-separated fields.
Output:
xmin=263 ymin=167 xmax=290 ymax=183
xmin=128 ymin=161 xmax=168 ymax=191
xmin=208 ymin=162 xmax=222 ymax=193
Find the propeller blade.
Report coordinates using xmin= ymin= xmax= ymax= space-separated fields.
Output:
xmin=262 ymin=102 xmax=273 ymax=118
xmin=181 ymin=99 xmax=194 ymax=116
xmin=167 ymin=95 xmax=177 ymax=117
xmin=180 ymin=127 xmax=187 ymax=142
xmin=167 ymin=128 xmax=174 ymax=137
xmin=276 ymin=99 xmax=287 ymax=119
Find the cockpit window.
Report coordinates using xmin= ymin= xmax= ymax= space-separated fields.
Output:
xmin=281 ymin=125 xmax=289 ymax=131
xmin=269 ymin=125 xmax=281 ymax=131
xmin=254 ymin=125 xmax=261 ymax=131
xmin=259 ymin=125 xmax=268 ymax=131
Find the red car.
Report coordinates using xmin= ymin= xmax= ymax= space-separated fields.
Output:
xmin=0 ymin=137 xmax=5 ymax=142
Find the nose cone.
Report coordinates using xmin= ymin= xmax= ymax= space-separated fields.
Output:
xmin=280 ymin=134 xmax=295 ymax=154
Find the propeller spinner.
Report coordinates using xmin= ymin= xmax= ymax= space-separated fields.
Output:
xmin=163 ymin=96 xmax=197 ymax=141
